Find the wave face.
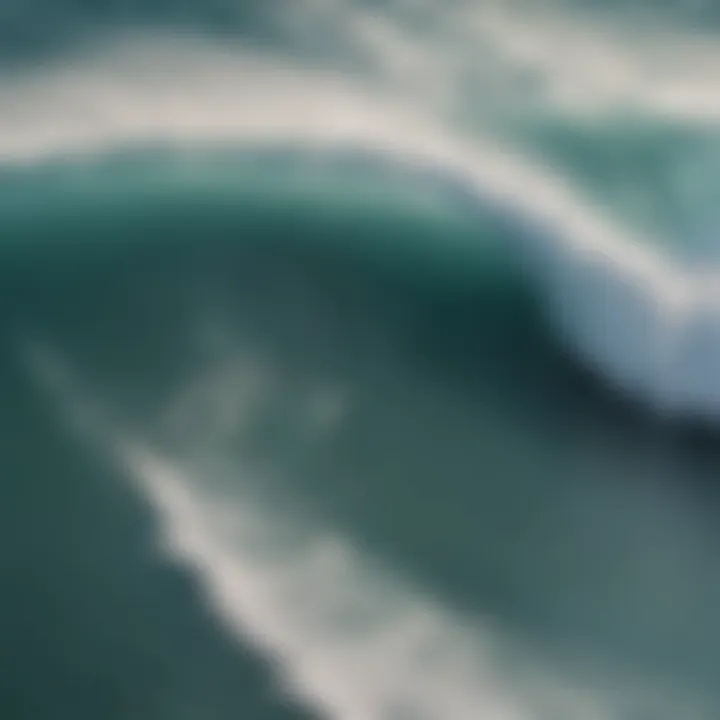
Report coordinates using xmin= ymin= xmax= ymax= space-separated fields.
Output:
xmin=2 ymin=2 xmax=720 ymax=720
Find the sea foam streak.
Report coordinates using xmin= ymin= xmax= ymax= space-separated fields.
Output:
xmin=1 ymin=37 xmax=720 ymax=421
xmin=120 ymin=446 xmax=588 ymax=720
xmin=28 ymin=343 xmax=703 ymax=720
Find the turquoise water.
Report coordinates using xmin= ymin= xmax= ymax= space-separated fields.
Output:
xmin=3 ymin=3 xmax=720 ymax=719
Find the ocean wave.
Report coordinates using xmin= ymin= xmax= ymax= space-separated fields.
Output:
xmin=5 ymin=6 xmax=720 ymax=719
xmin=1 ymin=39 xmax=719 ymax=425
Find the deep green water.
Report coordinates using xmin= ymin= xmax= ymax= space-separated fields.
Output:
xmin=2 ymin=156 xmax=720 ymax=719
xmin=3 ymin=3 xmax=720 ymax=719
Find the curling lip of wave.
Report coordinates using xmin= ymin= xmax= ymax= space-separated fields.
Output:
xmin=2 ymin=40 xmax=720 ymax=420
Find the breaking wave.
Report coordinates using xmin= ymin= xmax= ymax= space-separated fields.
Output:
xmin=5 ymin=3 xmax=720 ymax=719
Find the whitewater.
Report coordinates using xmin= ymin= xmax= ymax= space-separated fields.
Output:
xmin=3 ymin=2 xmax=720 ymax=719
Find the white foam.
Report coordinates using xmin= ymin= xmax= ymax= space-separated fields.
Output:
xmin=120 ymin=443 xmax=587 ymax=720
xmin=288 ymin=0 xmax=720 ymax=119
xmin=452 ymin=2 xmax=720 ymax=118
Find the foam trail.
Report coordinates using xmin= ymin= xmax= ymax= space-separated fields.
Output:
xmin=121 ymin=443 xmax=599 ymax=720
xmin=3 ymin=40 xmax=720 ymax=421
xmin=23 ymin=342 xmax=621 ymax=720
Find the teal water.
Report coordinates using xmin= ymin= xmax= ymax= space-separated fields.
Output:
xmin=3 ymin=3 xmax=720 ymax=719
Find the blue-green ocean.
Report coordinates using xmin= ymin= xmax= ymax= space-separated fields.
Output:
xmin=3 ymin=2 xmax=720 ymax=718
